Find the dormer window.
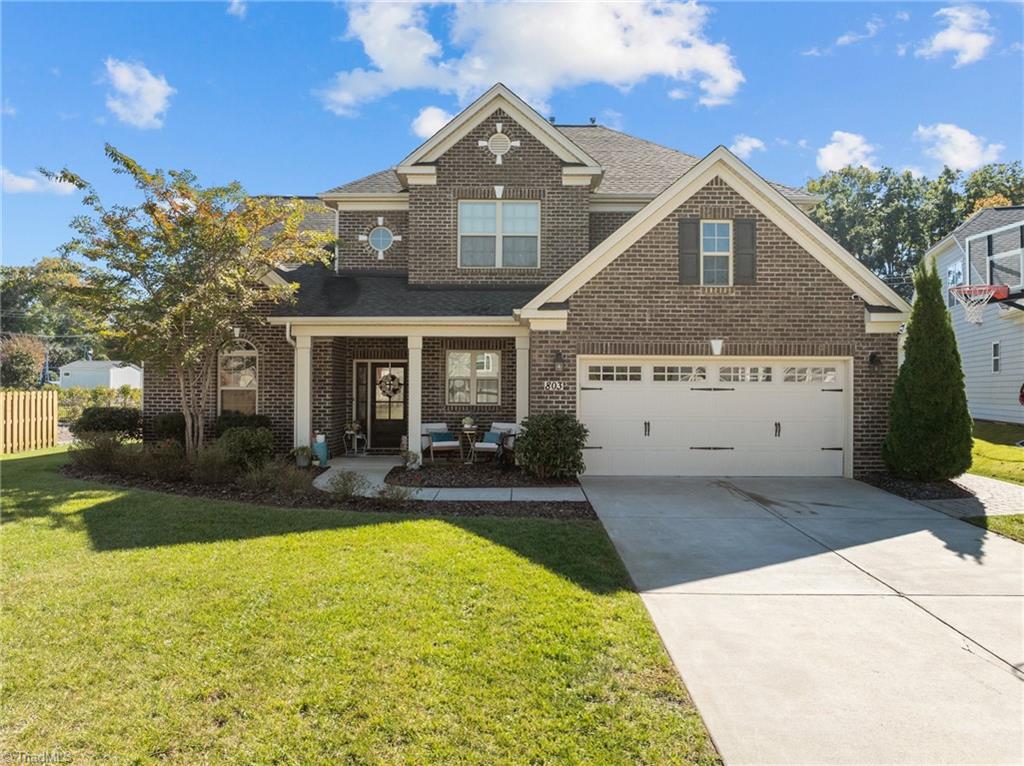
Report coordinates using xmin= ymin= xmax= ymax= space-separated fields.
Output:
xmin=458 ymin=200 xmax=539 ymax=268
xmin=701 ymin=220 xmax=732 ymax=286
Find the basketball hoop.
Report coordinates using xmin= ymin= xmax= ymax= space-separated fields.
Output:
xmin=949 ymin=284 xmax=1009 ymax=324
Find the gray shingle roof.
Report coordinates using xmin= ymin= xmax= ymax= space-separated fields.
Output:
xmin=322 ymin=124 xmax=816 ymax=202
xmin=271 ymin=266 xmax=543 ymax=317
xmin=949 ymin=206 xmax=1024 ymax=249
xmin=256 ymin=196 xmax=336 ymax=234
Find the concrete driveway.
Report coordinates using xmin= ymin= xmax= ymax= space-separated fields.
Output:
xmin=583 ymin=476 xmax=1024 ymax=766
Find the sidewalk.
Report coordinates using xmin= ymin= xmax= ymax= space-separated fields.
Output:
xmin=312 ymin=456 xmax=587 ymax=502
xmin=918 ymin=473 xmax=1024 ymax=518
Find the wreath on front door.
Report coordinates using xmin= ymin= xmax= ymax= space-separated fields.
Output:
xmin=377 ymin=373 xmax=403 ymax=398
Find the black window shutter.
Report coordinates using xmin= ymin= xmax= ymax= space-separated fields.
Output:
xmin=733 ymin=219 xmax=757 ymax=285
xmin=987 ymin=234 xmax=993 ymax=256
xmin=678 ymin=219 xmax=700 ymax=284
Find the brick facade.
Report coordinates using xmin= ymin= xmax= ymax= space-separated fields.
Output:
xmin=528 ymin=176 xmax=898 ymax=475
xmin=337 ymin=210 xmax=409 ymax=271
xmin=407 ymin=108 xmax=590 ymax=285
xmin=589 ymin=211 xmax=635 ymax=250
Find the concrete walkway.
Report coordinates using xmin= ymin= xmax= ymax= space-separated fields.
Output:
xmin=312 ymin=456 xmax=587 ymax=502
xmin=920 ymin=472 xmax=1024 ymax=519
xmin=584 ymin=476 xmax=1023 ymax=766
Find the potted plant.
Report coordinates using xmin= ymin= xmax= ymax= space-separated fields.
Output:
xmin=461 ymin=416 xmax=476 ymax=429
xmin=291 ymin=445 xmax=314 ymax=468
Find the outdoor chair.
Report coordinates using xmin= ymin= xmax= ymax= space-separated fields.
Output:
xmin=421 ymin=423 xmax=462 ymax=462
xmin=472 ymin=422 xmax=519 ymax=463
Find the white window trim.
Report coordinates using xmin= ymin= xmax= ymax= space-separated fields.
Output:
xmin=700 ymin=219 xmax=733 ymax=286
xmin=445 ymin=350 xmax=502 ymax=406
xmin=457 ymin=200 xmax=541 ymax=269
xmin=218 ymin=340 xmax=258 ymax=415
xmin=992 ymin=342 xmax=1001 ymax=373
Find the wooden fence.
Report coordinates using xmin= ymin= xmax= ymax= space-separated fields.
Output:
xmin=1 ymin=390 xmax=59 ymax=454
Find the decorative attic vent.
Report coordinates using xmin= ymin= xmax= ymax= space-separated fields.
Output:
xmin=479 ymin=122 xmax=520 ymax=165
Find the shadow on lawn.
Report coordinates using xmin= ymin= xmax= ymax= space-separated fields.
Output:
xmin=2 ymin=453 xmax=628 ymax=595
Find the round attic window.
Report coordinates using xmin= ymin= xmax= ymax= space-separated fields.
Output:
xmin=487 ymin=132 xmax=512 ymax=157
xmin=368 ymin=226 xmax=394 ymax=252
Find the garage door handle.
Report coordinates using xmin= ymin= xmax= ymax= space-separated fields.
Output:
xmin=774 ymin=421 xmax=781 ymax=438
xmin=690 ymin=446 xmax=735 ymax=450
xmin=821 ymin=447 xmax=843 ymax=451
xmin=580 ymin=386 xmax=603 ymax=391
xmin=643 ymin=420 xmax=650 ymax=436
xmin=821 ymin=388 xmax=843 ymax=392
xmin=691 ymin=387 xmax=735 ymax=391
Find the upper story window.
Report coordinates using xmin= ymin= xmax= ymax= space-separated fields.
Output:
xmin=458 ymin=201 xmax=539 ymax=268
xmin=368 ymin=226 xmax=394 ymax=253
xmin=701 ymin=221 xmax=732 ymax=286
xmin=219 ymin=340 xmax=257 ymax=415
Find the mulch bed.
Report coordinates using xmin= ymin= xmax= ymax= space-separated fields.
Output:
xmin=61 ymin=465 xmax=595 ymax=520
xmin=859 ymin=471 xmax=975 ymax=501
xmin=387 ymin=461 xmax=578 ymax=488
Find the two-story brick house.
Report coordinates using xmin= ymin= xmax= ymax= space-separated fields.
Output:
xmin=143 ymin=83 xmax=910 ymax=477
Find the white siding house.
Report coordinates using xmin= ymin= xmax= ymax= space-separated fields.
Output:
xmin=928 ymin=207 xmax=1024 ymax=424
xmin=59 ymin=360 xmax=142 ymax=390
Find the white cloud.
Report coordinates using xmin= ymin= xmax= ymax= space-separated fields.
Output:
xmin=895 ymin=11 xmax=910 ymax=23
xmin=729 ymin=134 xmax=765 ymax=159
xmin=667 ymin=87 xmax=688 ymax=100
xmin=411 ymin=105 xmax=453 ymax=138
xmin=1 ymin=167 xmax=76 ymax=195
xmin=601 ymin=108 xmax=624 ymax=130
xmin=914 ymin=122 xmax=1003 ymax=171
xmin=1 ymin=99 xmax=15 ymax=116
xmin=227 ymin=0 xmax=246 ymax=18
xmin=896 ymin=42 xmax=910 ymax=56
xmin=319 ymin=1 xmax=744 ymax=116
xmin=916 ymin=5 xmax=993 ymax=67
xmin=816 ymin=131 xmax=878 ymax=172
xmin=103 ymin=57 xmax=175 ymax=129
xmin=836 ymin=17 xmax=884 ymax=47
xmin=800 ymin=46 xmax=824 ymax=57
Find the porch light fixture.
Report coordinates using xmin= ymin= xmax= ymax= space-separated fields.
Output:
xmin=868 ymin=351 xmax=881 ymax=366
xmin=233 ymin=326 xmax=241 ymax=339
xmin=709 ymin=339 xmax=724 ymax=356
xmin=552 ymin=350 xmax=566 ymax=373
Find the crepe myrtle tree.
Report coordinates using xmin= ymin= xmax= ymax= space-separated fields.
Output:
xmin=44 ymin=146 xmax=334 ymax=456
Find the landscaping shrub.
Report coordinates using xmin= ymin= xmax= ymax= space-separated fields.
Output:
xmin=214 ymin=412 xmax=272 ymax=437
xmin=72 ymin=407 xmax=142 ymax=439
xmin=883 ymin=262 xmax=973 ymax=480
xmin=69 ymin=432 xmax=123 ymax=473
xmin=516 ymin=412 xmax=588 ymax=480
xmin=119 ymin=439 xmax=190 ymax=482
xmin=238 ymin=459 xmax=314 ymax=496
xmin=150 ymin=412 xmax=186 ymax=443
xmin=53 ymin=386 xmax=142 ymax=423
xmin=190 ymin=443 xmax=237 ymax=485
xmin=329 ymin=470 xmax=369 ymax=500
xmin=218 ymin=426 xmax=273 ymax=470
xmin=375 ymin=483 xmax=415 ymax=507
xmin=0 ymin=335 xmax=46 ymax=389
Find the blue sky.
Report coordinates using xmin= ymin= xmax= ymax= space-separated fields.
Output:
xmin=2 ymin=1 xmax=1022 ymax=267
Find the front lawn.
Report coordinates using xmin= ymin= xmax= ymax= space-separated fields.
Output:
xmin=971 ymin=421 xmax=1024 ymax=486
xmin=965 ymin=514 xmax=1024 ymax=544
xmin=1 ymin=449 xmax=717 ymax=765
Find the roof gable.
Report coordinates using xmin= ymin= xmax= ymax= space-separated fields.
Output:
xmin=398 ymin=84 xmax=601 ymax=169
xmin=524 ymin=146 xmax=909 ymax=313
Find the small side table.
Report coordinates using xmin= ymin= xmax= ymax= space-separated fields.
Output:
xmin=460 ymin=429 xmax=478 ymax=463
xmin=344 ymin=430 xmax=366 ymax=455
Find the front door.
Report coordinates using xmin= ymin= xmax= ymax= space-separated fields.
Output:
xmin=370 ymin=362 xmax=407 ymax=449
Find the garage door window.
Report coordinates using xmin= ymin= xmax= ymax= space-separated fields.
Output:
xmin=653 ymin=365 xmax=707 ymax=382
xmin=587 ymin=365 xmax=642 ymax=382
xmin=719 ymin=365 xmax=772 ymax=383
xmin=783 ymin=366 xmax=838 ymax=383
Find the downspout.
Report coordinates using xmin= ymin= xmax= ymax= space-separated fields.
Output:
xmin=334 ymin=203 xmax=341 ymax=274
xmin=284 ymin=322 xmax=295 ymax=348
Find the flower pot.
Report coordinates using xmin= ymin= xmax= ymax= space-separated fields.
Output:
xmin=295 ymin=454 xmax=311 ymax=468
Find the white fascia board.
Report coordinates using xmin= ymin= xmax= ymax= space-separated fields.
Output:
xmin=562 ymin=166 xmax=604 ymax=189
xmin=399 ymin=84 xmax=601 ymax=169
xmin=267 ymin=316 xmax=529 ymax=338
xmin=865 ymin=309 xmax=908 ymax=333
xmin=320 ymin=193 xmax=409 ymax=211
xmin=525 ymin=146 xmax=910 ymax=313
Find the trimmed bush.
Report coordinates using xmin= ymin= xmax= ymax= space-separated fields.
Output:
xmin=883 ymin=262 xmax=973 ymax=480
xmin=375 ymin=483 xmax=415 ymax=507
xmin=190 ymin=443 xmax=237 ymax=485
xmin=214 ymin=412 xmax=272 ymax=437
xmin=69 ymin=433 xmax=123 ymax=473
xmin=238 ymin=459 xmax=314 ymax=496
xmin=116 ymin=439 xmax=190 ymax=482
xmin=150 ymin=412 xmax=186 ymax=443
xmin=329 ymin=470 xmax=369 ymax=500
xmin=516 ymin=412 xmax=588 ymax=480
xmin=72 ymin=407 xmax=142 ymax=439
xmin=218 ymin=426 xmax=273 ymax=470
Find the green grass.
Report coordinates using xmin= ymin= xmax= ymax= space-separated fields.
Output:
xmin=964 ymin=514 xmax=1024 ymax=544
xmin=0 ymin=450 xmax=717 ymax=765
xmin=970 ymin=421 xmax=1024 ymax=486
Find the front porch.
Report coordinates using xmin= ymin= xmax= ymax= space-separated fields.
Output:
xmin=282 ymin=320 xmax=531 ymax=459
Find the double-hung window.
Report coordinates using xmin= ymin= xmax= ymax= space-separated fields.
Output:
xmin=992 ymin=342 xmax=1001 ymax=373
xmin=218 ymin=340 xmax=258 ymax=414
xmin=701 ymin=221 xmax=732 ymax=286
xmin=446 ymin=351 xmax=501 ymax=405
xmin=458 ymin=201 xmax=539 ymax=268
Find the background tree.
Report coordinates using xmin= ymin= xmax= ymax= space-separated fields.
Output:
xmin=962 ymin=162 xmax=1024 ymax=213
xmin=48 ymin=145 xmax=333 ymax=456
xmin=882 ymin=262 xmax=972 ymax=480
xmin=0 ymin=335 xmax=47 ymax=388
xmin=971 ymin=193 xmax=1013 ymax=213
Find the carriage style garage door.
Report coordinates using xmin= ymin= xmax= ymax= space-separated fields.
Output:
xmin=578 ymin=357 xmax=851 ymax=477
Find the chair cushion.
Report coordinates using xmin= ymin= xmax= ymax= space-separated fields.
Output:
xmin=430 ymin=431 xmax=455 ymax=442
xmin=482 ymin=431 xmax=502 ymax=444
xmin=473 ymin=442 xmax=499 ymax=451
xmin=431 ymin=441 xmax=460 ymax=449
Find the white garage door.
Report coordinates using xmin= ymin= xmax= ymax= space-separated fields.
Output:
xmin=578 ymin=358 xmax=850 ymax=477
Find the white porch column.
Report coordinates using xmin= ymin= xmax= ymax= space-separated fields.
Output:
xmin=293 ymin=335 xmax=312 ymax=448
xmin=407 ymin=336 xmax=423 ymax=460
xmin=516 ymin=335 xmax=530 ymax=425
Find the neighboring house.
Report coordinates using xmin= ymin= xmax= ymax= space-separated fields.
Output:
xmin=143 ymin=84 xmax=910 ymax=477
xmin=927 ymin=206 xmax=1024 ymax=424
xmin=60 ymin=360 xmax=142 ymax=390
